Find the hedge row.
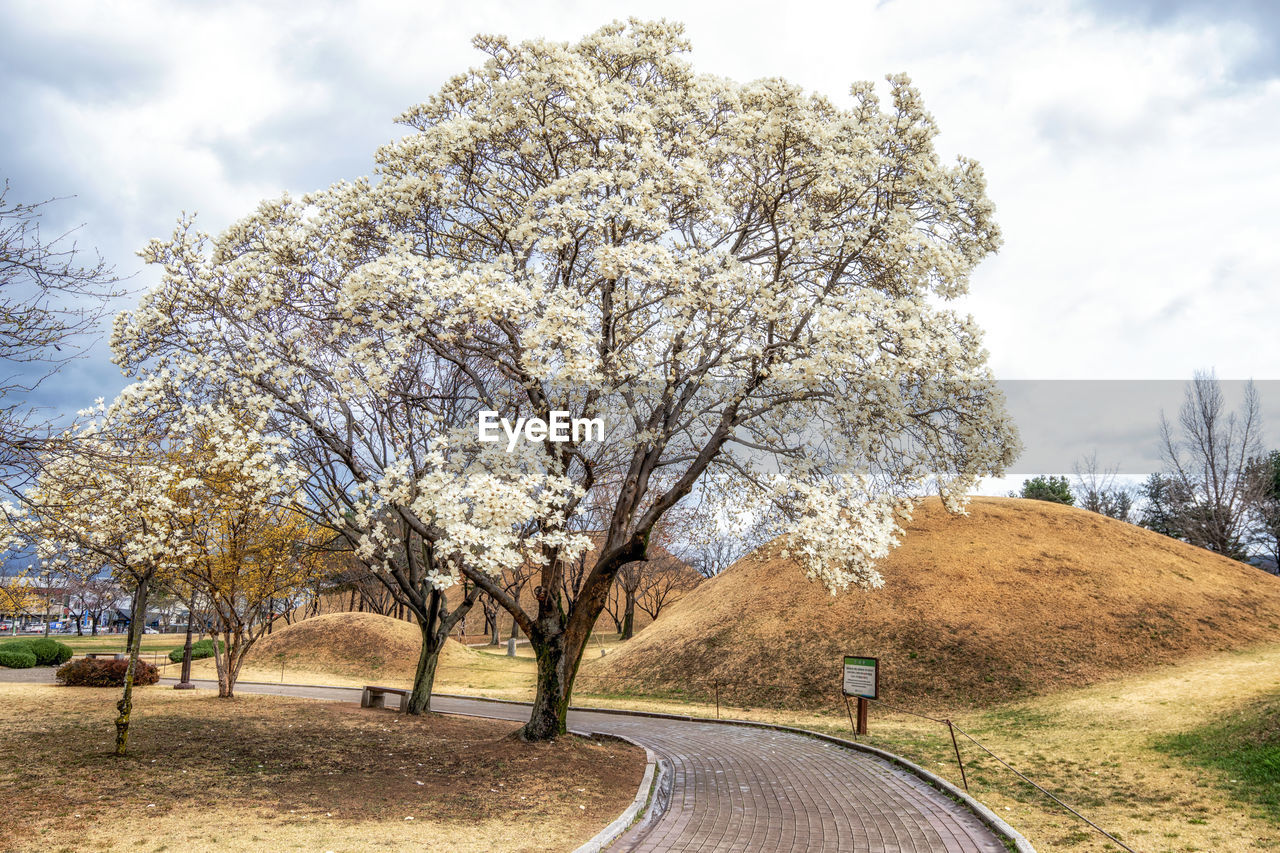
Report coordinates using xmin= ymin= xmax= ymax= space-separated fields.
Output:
xmin=167 ymin=638 xmax=224 ymax=663
xmin=0 ymin=647 xmax=36 ymax=668
xmin=0 ymin=638 xmax=73 ymax=667
xmin=56 ymin=658 xmax=160 ymax=687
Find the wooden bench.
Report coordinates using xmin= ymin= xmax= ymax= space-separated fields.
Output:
xmin=361 ymin=685 xmax=411 ymax=712
xmin=84 ymin=653 xmax=128 ymax=661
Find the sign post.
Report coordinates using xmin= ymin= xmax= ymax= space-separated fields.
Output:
xmin=841 ymin=656 xmax=878 ymax=736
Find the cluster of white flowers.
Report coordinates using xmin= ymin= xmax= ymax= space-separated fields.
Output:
xmin=19 ymin=382 xmax=304 ymax=589
xmin=107 ymin=19 xmax=1017 ymax=600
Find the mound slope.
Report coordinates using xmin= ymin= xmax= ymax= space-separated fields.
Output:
xmin=247 ymin=612 xmax=474 ymax=681
xmin=588 ymin=497 xmax=1280 ymax=709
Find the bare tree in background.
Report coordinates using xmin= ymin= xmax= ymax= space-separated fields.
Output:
xmin=687 ymin=536 xmax=751 ymax=579
xmin=0 ymin=183 xmax=123 ymax=489
xmin=1158 ymin=372 xmax=1264 ymax=560
xmin=1072 ymin=452 xmax=1135 ymax=522
xmin=75 ymin=575 xmax=120 ymax=636
xmin=1248 ymin=450 xmax=1280 ymax=574
xmin=636 ymin=554 xmax=700 ymax=622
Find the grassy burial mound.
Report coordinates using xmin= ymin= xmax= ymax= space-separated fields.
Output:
xmin=587 ymin=497 xmax=1280 ymax=710
xmin=245 ymin=612 xmax=477 ymax=683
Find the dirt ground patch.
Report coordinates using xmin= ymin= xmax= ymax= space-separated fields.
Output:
xmin=591 ymin=496 xmax=1280 ymax=709
xmin=0 ymin=683 xmax=644 ymax=853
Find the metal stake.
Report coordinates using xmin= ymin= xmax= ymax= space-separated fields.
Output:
xmin=946 ymin=720 xmax=969 ymax=792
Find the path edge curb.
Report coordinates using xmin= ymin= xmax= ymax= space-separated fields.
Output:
xmin=567 ymin=735 xmax=660 ymax=853
xmin=433 ymin=692 xmax=1037 ymax=853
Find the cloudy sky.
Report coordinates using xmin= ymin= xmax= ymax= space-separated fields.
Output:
xmin=2 ymin=0 xmax=1278 ymax=482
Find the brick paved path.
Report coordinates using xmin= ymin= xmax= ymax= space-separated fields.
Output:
xmin=154 ymin=680 xmax=1007 ymax=852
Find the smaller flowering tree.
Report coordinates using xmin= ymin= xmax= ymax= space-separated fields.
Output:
xmin=21 ymin=387 xmax=194 ymax=754
xmin=175 ymin=413 xmax=323 ymax=698
xmin=21 ymin=384 xmax=299 ymax=752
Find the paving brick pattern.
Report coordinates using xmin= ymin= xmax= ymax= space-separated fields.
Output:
xmin=147 ymin=680 xmax=1007 ymax=852
xmin=580 ymin=717 xmax=1006 ymax=853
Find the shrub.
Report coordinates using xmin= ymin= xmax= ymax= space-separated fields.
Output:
xmin=1 ymin=638 xmax=73 ymax=666
xmin=56 ymin=658 xmax=160 ymax=687
xmin=167 ymin=638 xmax=224 ymax=663
xmin=0 ymin=646 xmax=37 ymax=668
xmin=23 ymin=638 xmax=73 ymax=665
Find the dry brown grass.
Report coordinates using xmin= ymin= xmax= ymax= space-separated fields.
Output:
xmin=0 ymin=682 xmax=644 ymax=853
xmin=244 ymin=611 xmax=476 ymax=681
xmin=589 ymin=496 xmax=1280 ymax=709
xmin=169 ymin=612 xmax=541 ymax=701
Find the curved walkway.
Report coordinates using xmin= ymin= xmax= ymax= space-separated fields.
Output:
xmin=168 ymin=679 xmax=1010 ymax=852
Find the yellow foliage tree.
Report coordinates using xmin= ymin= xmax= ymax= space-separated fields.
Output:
xmin=177 ymin=425 xmax=324 ymax=698
xmin=0 ymin=571 xmax=38 ymax=631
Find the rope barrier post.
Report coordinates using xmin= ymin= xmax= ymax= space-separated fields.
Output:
xmin=714 ymin=681 xmax=720 ymax=719
xmin=945 ymin=719 xmax=969 ymax=792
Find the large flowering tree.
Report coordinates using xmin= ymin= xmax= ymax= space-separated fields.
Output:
xmin=115 ymin=20 xmax=1018 ymax=740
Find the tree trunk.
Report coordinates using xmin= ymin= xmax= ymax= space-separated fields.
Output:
xmin=516 ymin=538 xmax=647 ymax=741
xmin=114 ymin=574 xmax=150 ymax=757
xmin=621 ymin=587 xmax=636 ymax=641
xmin=520 ymin=628 xmax=588 ymax=741
xmin=212 ymin=624 xmax=250 ymax=699
xmin=407 ymin=621 xmax=442 ymax=715
xmin=489 ymin=614 xmax=501 ymax=646
xmin=214 ymin=630 xmax=235 ymax=698
xmin=407 ymin=590 xmax=446 ymax=715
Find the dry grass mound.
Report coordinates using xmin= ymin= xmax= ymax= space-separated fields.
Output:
xmin=588 ymin=497 xmax=1280 ymax=710
xmin=247 ymin=612 xmax=474 ymax=682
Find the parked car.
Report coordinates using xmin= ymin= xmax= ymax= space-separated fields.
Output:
xmin=143 ymin=627 xmax=159 ymax=634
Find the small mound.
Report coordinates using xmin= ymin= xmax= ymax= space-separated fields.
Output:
xmin=248 ymin=612 xmax=474 ymax=681
xmin=588 ymin=497 xmax=1280 ymax=710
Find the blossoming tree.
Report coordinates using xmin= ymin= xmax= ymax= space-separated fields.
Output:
xmin=21 ymin=387 xmax=195 ymax=754
xmin=22 ymin=385 xmax=300 ymax=751
xmin=115 ymin=20 xmax=1019 ymax=740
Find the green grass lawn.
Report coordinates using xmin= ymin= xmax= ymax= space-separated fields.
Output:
xmin=1154 ymin=692 xmax=1280 ymax=823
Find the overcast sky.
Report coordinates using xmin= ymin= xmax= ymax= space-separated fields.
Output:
xmin=3 ymin=0 xmax=1278 ymax=484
